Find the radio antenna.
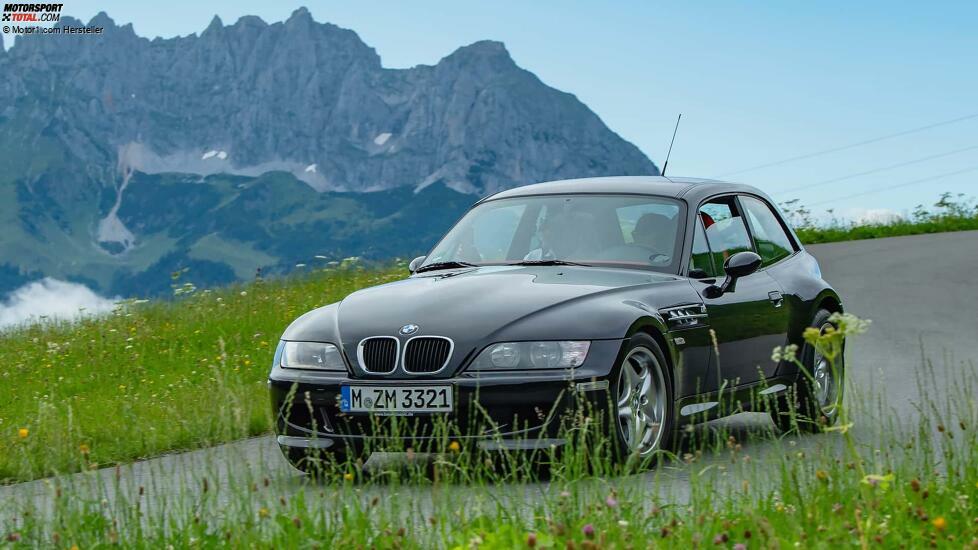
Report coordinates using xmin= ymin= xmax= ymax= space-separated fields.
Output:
xmin=660 ymin=113 xmax=682 ymax=177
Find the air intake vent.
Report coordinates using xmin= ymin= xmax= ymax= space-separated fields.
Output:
xmin=358 ymin=337 xmax=399 ymax=374
xmin=661 ymin=304 xmax=708 ymax=328
xmin=403 ymin=337 xmax=453 ymax=374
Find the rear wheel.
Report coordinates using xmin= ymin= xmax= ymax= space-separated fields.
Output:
xmin=609 ymin=333 xmax=675 ymax=465
xmin=771 ymin=309 xmax=844 ymax=433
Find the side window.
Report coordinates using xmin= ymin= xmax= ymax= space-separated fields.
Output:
xmin=689 ymin=217 xmax=717 ymax=277
xmin=740 ymin=196 xmax=795 ymax=266
xmin=699 ymin=197 xmax=754 ymax=272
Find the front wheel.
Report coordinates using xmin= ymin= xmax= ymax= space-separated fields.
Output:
xmin=771 ymin=308 xmax=844 ymax=433
xmin=609 ymin=333 xmax=675 ymax=465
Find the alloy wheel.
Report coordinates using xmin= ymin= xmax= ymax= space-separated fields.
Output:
xmin=811 ymin=322 xmax=841 ymax=417
xmin=616 ymin=346 xmax=667 ymax=456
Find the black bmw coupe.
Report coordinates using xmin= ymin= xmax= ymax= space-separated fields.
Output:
xmin=269 ymin=176 xmax=844 ymax=471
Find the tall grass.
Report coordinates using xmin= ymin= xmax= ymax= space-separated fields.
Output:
xmin=1 ymin=312 xmax=975 ymax=547
xmin=0 ymin=263 xmax=405 ymax=483
xmin=784 ymin=192 xmax=978 ymax=244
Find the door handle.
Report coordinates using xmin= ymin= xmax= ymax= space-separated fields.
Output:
xmin=768 ymin=291 xmax=784 ymax=308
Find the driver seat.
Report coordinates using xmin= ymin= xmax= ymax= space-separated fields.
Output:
xmin=632 ymin=213 xmax=677 ymax=256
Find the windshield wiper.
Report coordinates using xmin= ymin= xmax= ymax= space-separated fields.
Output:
xmin=415 ymin=261 xmax=478 ymax=273
xmin=508 ymin=259 xmax=592 ymax=267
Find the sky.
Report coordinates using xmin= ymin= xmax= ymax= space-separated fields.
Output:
xmin=6 ymin=1 xmax=978 ymax=220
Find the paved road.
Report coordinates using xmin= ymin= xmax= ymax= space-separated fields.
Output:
xmin=3 ymin=230 xmax=977 ymax=521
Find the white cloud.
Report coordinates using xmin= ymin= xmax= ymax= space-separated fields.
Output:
xmin=0 ymin=279 xmax=118 ymax=330
xmin=373 ymin=133 xmax=392 ymax=146
xmin=842 ymin=208 xmax=904 ymax=226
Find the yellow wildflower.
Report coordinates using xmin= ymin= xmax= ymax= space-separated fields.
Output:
xmin=931 ymin=516 xmax=946 ymax=530
xmin=448 ymin=441 xmax=461 ymax=453
xmin=18 ymin=428 xmax=29 ymax=439
xmin=258 ymin=507 xmax=270 ymax=519
xmin=343 ymin=472 xmax=355 ymax=481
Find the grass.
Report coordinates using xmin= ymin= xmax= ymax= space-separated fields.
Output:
xmin=785 ymin=192 xmax=978 ymax=244
xmin=0 ymin=261 xmax=405 ymax=484
xmin=0 ymin=325 xmax=975 ymax=547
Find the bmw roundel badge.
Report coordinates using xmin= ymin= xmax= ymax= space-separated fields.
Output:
xmin=399 ymin=324 xmax=420 ymax=335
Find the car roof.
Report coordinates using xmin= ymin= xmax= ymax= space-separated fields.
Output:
xmin=480 ymin=176 xmax=766 ymax=204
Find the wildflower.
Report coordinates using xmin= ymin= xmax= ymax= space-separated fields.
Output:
xmin=734 ymin=544 xmax=747 ymax=550
xmin=448 ymin=441 xmax=461 ymax=453
xmin=618 ymin=520 xmax=629 ymax=527
xmin=605 ymin=494 xmax=618 ymax=508
xmin=771 ymin=344 xmax=798 ymax=362
xmin=816 ymin=469 xmax=829 ymax=482
xmin=932 ymin=516 xmax=947 ymax=530
xmin=713 ymin=532 xmax=729 ymax=544
xmin=910 ymin=479 xmax=921 ymax=492
xmin=582 ymin=524 xmax=595 ymax=539
xmin=79 ymin=444 xmax=90 ymax=455
xmin=240 ymin=291 xmax=247 ymax=296
xmin=526 ymin=532 xmax=537 ymax=547
xmin=861 ymin=473 xmax=894 ymax=490
xmin=343 ymin=472 xmax=354 ymax=481
xmin=258 ymin=507 xmax=270 ymax=519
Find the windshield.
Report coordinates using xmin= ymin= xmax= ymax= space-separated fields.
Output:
xmin=422 ymin=194 xmax=686 ymax=273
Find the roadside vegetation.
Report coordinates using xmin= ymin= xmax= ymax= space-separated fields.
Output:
xmin=0 ymin=261 xmax=404 ymax=483
xmin=2 ymin=315 xmax=975 ymax=547
xmin=786 ymin=192 xmax=978 ymax=244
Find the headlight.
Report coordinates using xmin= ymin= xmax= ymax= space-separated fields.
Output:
xmin=280 ymin=341 xmax=347 ymax=371
xmin=470 ymin=341 xmax=590 ymax=370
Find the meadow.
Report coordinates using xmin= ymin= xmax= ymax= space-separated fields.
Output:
xmin=1 ymin=319 xmax=975 ymax=548
xmin=0 ymin=262 xmax=404 ymax=483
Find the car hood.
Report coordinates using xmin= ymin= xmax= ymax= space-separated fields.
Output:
xmin=284 ymin=265 xmax=683 ymax=376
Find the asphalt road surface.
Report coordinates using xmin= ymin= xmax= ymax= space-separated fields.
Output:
xmin=3 ymin=230 xmax=977 ymax=520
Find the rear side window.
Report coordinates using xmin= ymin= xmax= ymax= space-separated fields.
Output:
xmin=740 ymin=196 xmax=795 ymax=266
xmin=699 ymin=197 xmax=754 ymax=271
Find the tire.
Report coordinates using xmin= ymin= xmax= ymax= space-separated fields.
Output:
xmin=770 ymin=308 xmax=845 ymax=433
xmin=282 ymin=443 xmax=365 ymax=477
xmin=607 ymin=333 xmax=675 ymax=467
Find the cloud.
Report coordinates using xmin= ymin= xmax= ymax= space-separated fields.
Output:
xmin=828 ymin=207 xmax=904 ymax=226
xmin=0 ymin=279 xmax=118 ymax=330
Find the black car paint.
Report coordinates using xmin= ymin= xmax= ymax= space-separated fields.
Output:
xmin=270 ymin=176 xmax=843 ymax=448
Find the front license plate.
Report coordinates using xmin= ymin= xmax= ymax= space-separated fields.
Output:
xmin=340 ymin=385 xmax=453 ymax=414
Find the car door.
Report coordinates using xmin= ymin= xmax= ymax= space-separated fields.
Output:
xmin=696 ymin=196 xmax=789 ymax=387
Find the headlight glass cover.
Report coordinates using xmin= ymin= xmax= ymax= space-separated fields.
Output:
xmin=469 ymin=341 xmax=590 ymax=370
xmin=280 ymin=341 xmax=346 ymax=371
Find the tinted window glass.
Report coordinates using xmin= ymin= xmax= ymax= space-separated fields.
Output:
xmin=689 ymin=217 xmax=717 ymax=277
xmin=741 ymin=196 xmax=794 ymax=266
xmin=423 ymin=194 xmax=685 ymax=273
xmin=699 ymin=198 xmax=753 ymax=271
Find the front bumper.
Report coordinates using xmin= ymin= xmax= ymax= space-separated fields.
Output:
xmin=268 ymin=372 xmax=615 ymax=452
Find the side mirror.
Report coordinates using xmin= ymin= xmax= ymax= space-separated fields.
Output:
xmin=408 ymin=256 xmax=427 ymax=273
xmin=704 ymin=251 xmax=762 ymax=297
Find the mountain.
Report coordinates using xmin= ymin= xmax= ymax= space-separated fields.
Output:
xmin=0 ymin=8 xmax=658 ymax=297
